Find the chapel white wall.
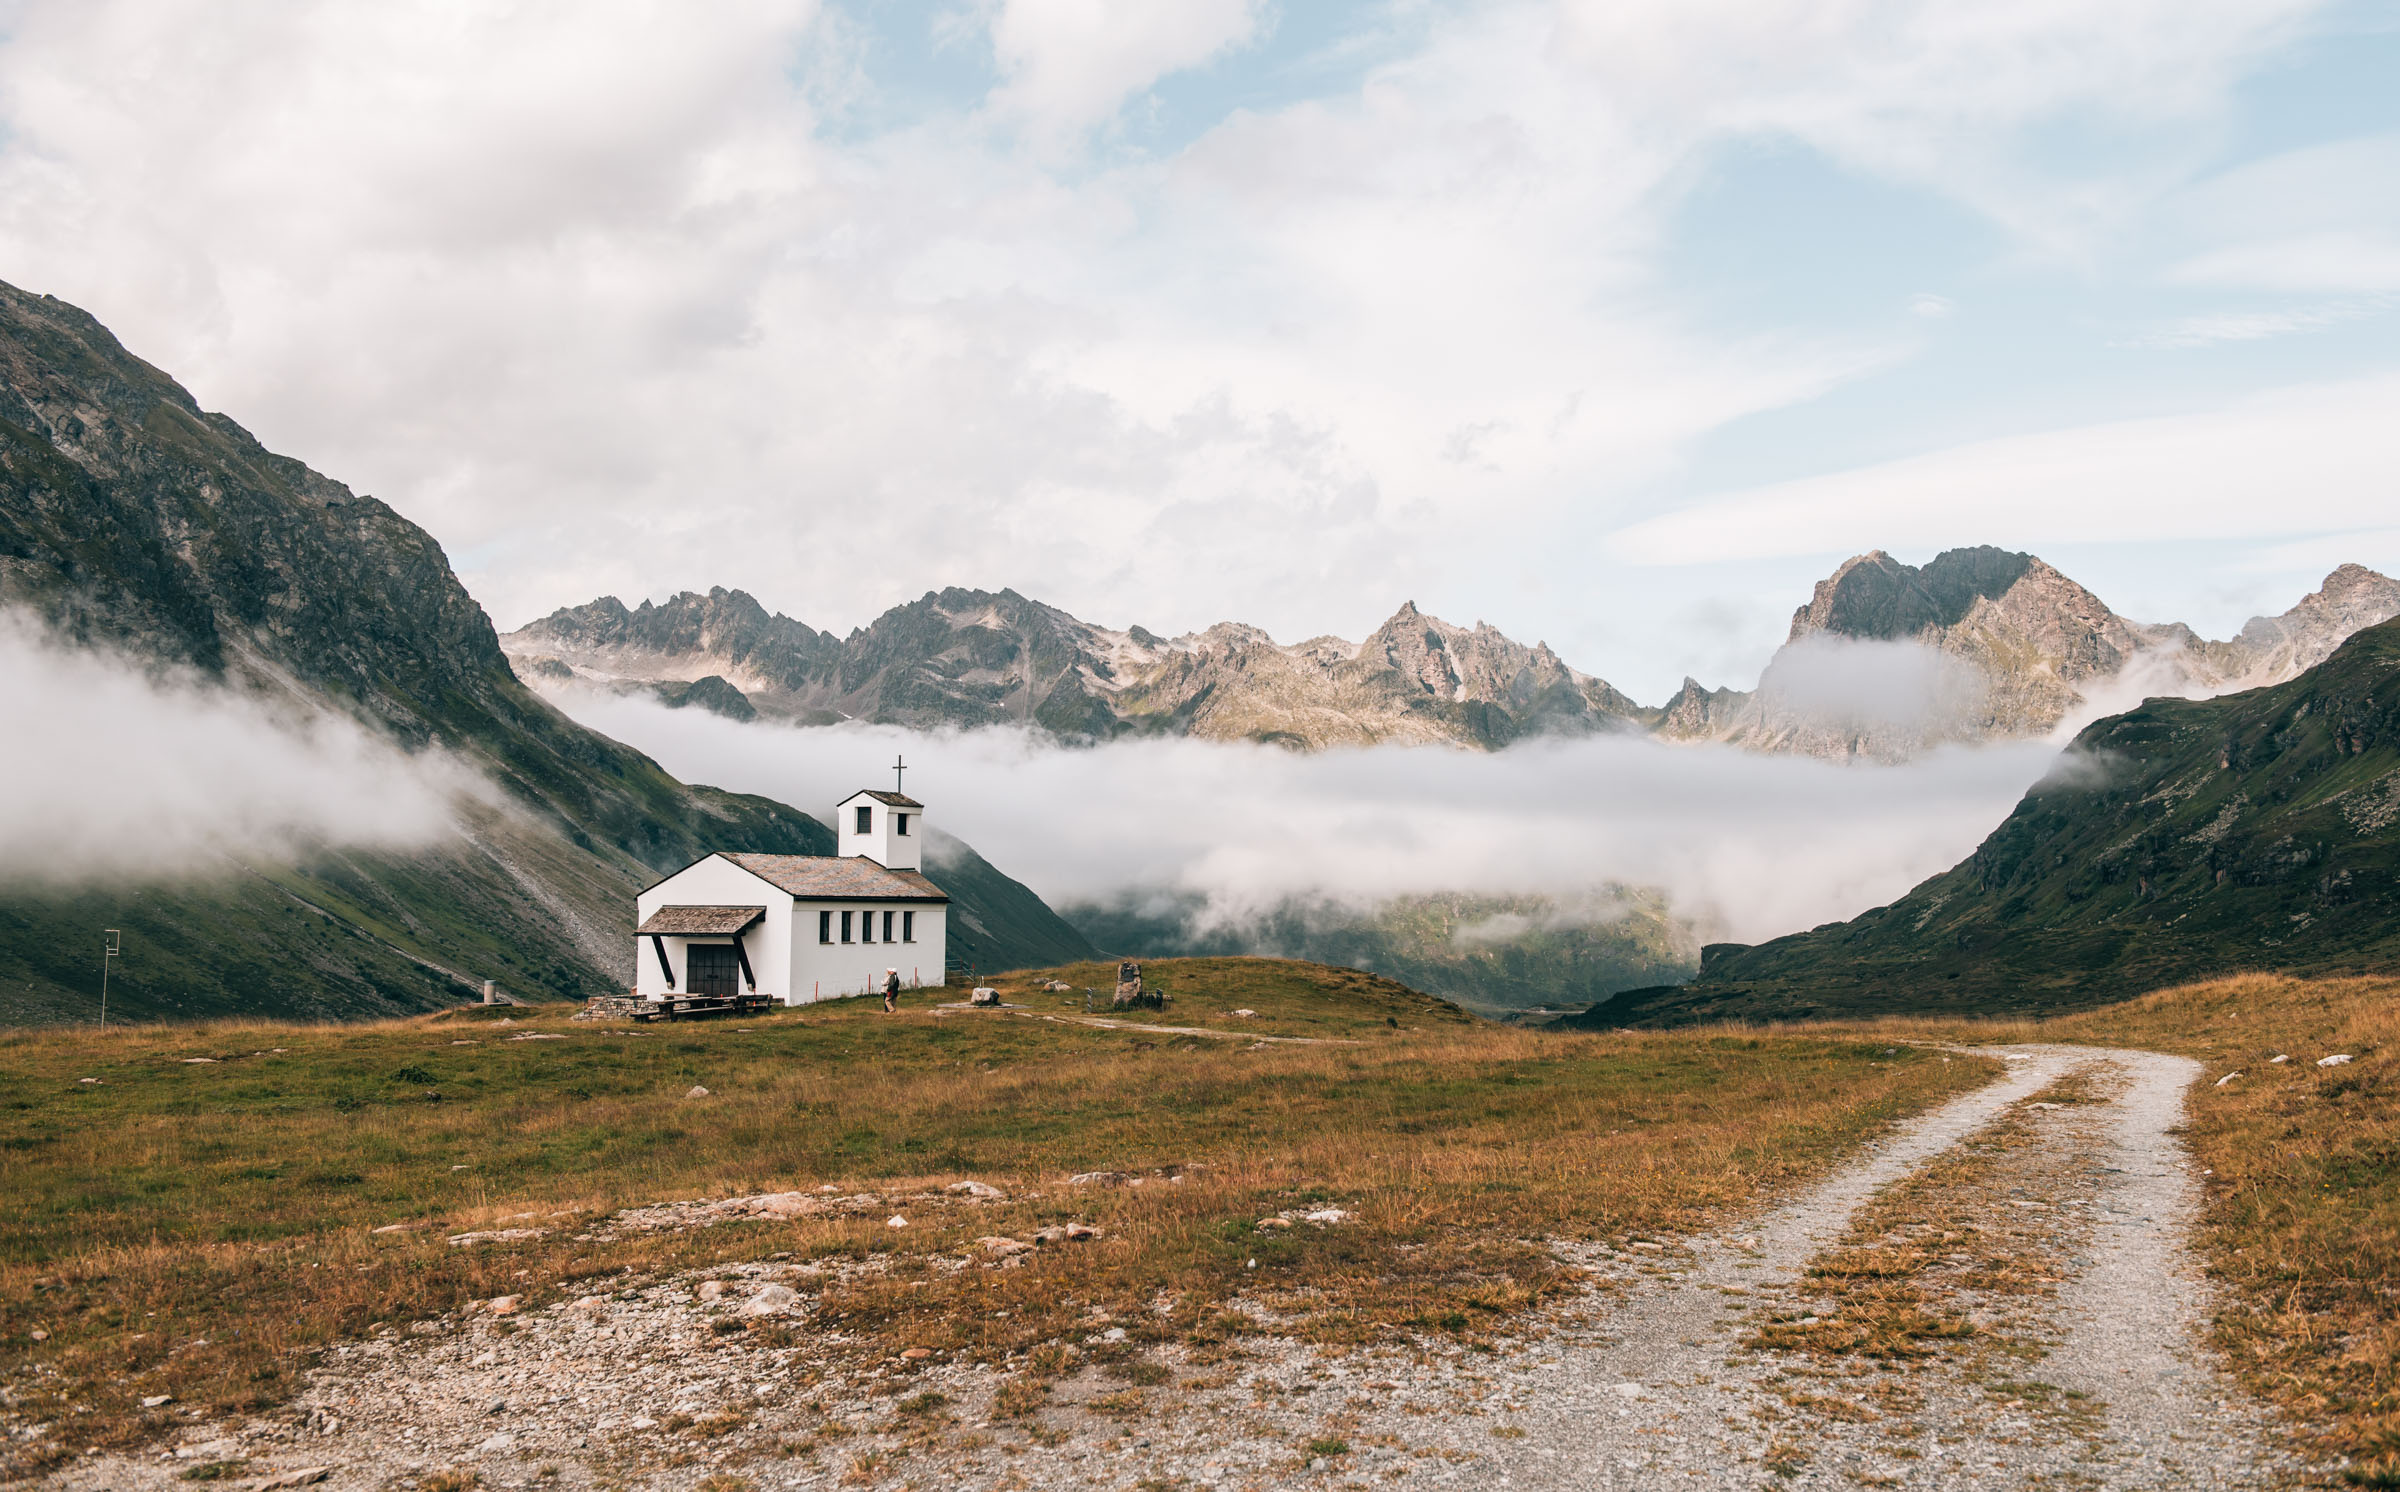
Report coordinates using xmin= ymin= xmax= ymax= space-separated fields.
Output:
xmin=632 ymin=856 xmax=792 ymax=1001
xmin=788 ymin=901 xmax=947 ymax=1001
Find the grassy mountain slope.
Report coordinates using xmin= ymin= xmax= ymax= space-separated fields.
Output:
xmin=1065 ymin=889 xmax=1695 ymax=1017
xmin=1564 ymin=615 xmax=2400 ymax=1026
xmin=0 ymin=280 xmax=1087 ymax=1023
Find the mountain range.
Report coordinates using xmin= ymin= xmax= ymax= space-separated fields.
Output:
xmin=0 ymin=280 xmax=1092 ymax=1024
xmin=502 ymin=550 xmax=2400 ymax=759
xmin=1560 ymin=611 xmax=2400 ymax=1027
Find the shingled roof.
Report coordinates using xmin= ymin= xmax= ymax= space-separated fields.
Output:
xmin=721 ymin=853 xmax=948 ymax=901
xmin=841 ymin=789 xmax=923 ymax=808
xmin=636 ymin=905 xmax=766 ymax=936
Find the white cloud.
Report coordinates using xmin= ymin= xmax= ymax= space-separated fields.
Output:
xmin=1753 ymin=633 xmax=1991 ymax=734
xmin=1608 ymin=374 xmax=2400 ymax=565
xmin=988 ymin=0 xmax=1268 ymax=139
xmin=0 ymin=0 xmax=2347 ymax=658
xmin=565 ymin=691 xmax=2059 ymax=946
xmin=2162 ymin=134 xmax=2400 ymax=293
xmin=2116 ymin=298 xmax=2393 ymax=349
xmin=0 ymin=613 xmax=473 ymax=882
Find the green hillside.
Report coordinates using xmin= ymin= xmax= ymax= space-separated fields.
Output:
xmin=1562 ymin=615 xmax=2400 ymax=1027
xmin=1067 ymin=888 xmax=1694 ymax=1017
xmin=0 ymin=280 xmax=1088 ymax=1023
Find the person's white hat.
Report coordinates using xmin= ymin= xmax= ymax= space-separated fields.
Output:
xmin=887 ymin=967 xmax=898 ymax=973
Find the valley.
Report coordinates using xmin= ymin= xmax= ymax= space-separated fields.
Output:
xmin=4 ymin=8 xmax=2395 ymax=1489
xmin=6 ymin=961 xmax=2392 ymax=1488
xmin=0 ymin=281 xmax=1092 ymax=1023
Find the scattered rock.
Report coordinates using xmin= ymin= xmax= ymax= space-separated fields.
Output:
xmin=2271 ymin=1053 xmax=2291 ymax=1064
xmin=77 ymin=1077 xmax=99 ymax=1084
xmin=2215 ymin=1071 xmax=2243 ymax=1087
xmin=1069 ymin=1170 xmax=1130 ymax=1186
xmin=28 ymin=1328 xmax=46 ymax=1341
xmin=685 ymin=1084 xmax=711 ymax=1098
xmin=887 ymin=1214 xmax=909 ymax=1228
xmin=697 ymin=1280 xmax=728 ymax=1302
xmin=1612 ymin=1383 xmax=1645 ymax=1399
xmin=250 ymin=1469 xmax=334 ymax=1489
xmin=567 ymin=1295 xmax=608 ymax=1314
xmin=478 ymin=1431 xmax=515 ymax=1453
xmin=485 ymin=1295 xmax=522 ymax=1316
xmin=370 ymin=1223 xmax=420 ymax=1234
xmin=978 ymin=1236 xmax=1033 ymax=1258
xmin=1255 ymin=1217 xmax=1293 ymax=1232
xmin=738 ymin=1285 xmax=799 ymax=1318
xmin=2319 ymin=1054 xmax=2355 ymax=1067
xmin=140 ymin=1394 xmax=173 ymax=1408
xmin=181 ymin=1057 xmax=219 ymax=1065
xmin=1301 ymin=1208 xmax=1352 ymax=1225
xmin=448 ymin=1229 xmax=546 ymax=1247
xmin=945 ymin=1180 xmax=1006 ymax=1199
xmin=1231 ymin=1009 xmax=1256 ymax=1018
xmin=1033 ymin=1223 xmax=1103 ymax=1245
xmin=900 ymin=1347 xmax=933 ymax=1361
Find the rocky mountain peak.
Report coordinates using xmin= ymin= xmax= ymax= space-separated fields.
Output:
xmin=1789 ymin=545 xmax=2040 ymax=644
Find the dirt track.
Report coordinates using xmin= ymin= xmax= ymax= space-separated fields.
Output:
xmin=46 ymin=1045 xmax=2323 ymax=1491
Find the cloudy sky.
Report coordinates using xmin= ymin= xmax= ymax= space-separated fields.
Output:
xmin=1 ymin=0 xmax=2393 ymax=701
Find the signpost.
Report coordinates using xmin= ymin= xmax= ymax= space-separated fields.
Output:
xmin=100 ymin=928 xmax=120 ymax=1029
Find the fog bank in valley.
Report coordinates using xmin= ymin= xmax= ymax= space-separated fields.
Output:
xmin=0 ymin=613 xmax=471 ymax=881
xmin=569 ymin=692 xmax=2067 ymax=949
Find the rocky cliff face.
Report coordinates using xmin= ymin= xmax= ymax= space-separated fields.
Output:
xmin=1655 ymin=547 xmax=2400 ymax=761
xmin=0 ymin=280 xmax=1091 ymax=1022
xmin=508 ymin=590 xmax=1656 ymax=750
xmin=516 ymin=550 xmax=2399 ymax=759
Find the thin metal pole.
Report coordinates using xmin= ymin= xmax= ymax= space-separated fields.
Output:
xmin=100 ymin=929 xmax=119 ymax=1029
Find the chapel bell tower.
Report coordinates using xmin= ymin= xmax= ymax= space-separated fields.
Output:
xmin=837 ymin=779 xmax=923 ymax=871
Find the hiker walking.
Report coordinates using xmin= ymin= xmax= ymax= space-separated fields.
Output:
xmin=882 ymin=968 xmax=900 ymax=1013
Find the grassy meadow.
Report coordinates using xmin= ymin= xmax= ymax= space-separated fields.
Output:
xmin=1 ymin=956 xmax=1988 ymax=1475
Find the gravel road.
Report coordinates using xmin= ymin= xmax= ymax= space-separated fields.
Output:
xmin=48 ymin=1044 xmax=2323 ymax=1491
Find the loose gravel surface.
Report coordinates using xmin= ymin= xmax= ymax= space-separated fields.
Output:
xmin=44 ymin=1045 xmax=2327 ymax=1491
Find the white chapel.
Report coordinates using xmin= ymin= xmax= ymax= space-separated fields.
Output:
xmin=632 ymin=781 xmax=948 ymax=1005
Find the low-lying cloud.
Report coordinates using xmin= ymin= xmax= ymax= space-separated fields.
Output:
xmin=566 ymin=692 xmax=2069 ymax=948
xmin=1753 ymin=633 xmax=1993 ymax=735
xmin=0 ymin=613 xmax=473 ymax=882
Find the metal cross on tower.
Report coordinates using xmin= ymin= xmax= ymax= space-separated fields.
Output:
xmin=893 ymin=754 xmax=907 ymax=795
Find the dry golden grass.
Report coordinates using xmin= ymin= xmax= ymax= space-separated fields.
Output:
xmin=0 ymin=957 xmax=1989 ymax=1475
